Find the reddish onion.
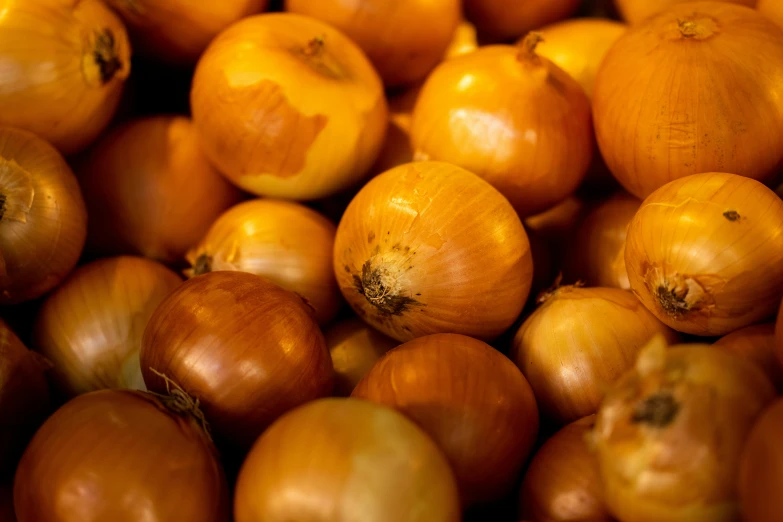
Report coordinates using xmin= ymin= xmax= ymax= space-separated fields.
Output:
xmin=463 ymin=0 xmax=581 ymax=42
xmin=616 ymin=0 xmax=756 ymax=25
xmin=739 ymin=398 xmax=783 ymax=522
xmin=714 ymin=323 xmax=783 ymax=393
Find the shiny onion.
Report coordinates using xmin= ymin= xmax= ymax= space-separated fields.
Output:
xmin=0 ymin=127 xmax=87 ymax=304
xmin=463 ymin=0 xmax=581 ymax=42
xmin=141 ymin=271 xmax=333 ymax=448
xmin=185 ymin=199 xmax=340 ymax=325
xmin=105 ymin=0 xmax=268 ymax=64
xmin=352 ymin=333 xmax=539 ymax=505
xmin=14 ymin=390 xmax=229 ymax=522
xmin=411 ymin=35 xmax=593 ymax=217
xmin=739 ymin=398 xmax=783 ymax=522
xmin=519 ymin=415 xmax=612 ymax=522
xmin=324 ymin=318 xmax=398 ymax=396
xmin=333 ymin=161 xmax=533 ymax=342
xmin=191 ymin=13 xmax=387 ymax=200
xmin=234 ymin=398 xmax=460 ymax=522
xmin=512 ymin=286 xmax=679 ymax=424
xmin=616 ymin=0 xmax=756 ymax=25
xmin=625 ymin=173 xmax=783 ymax=336
xmin=444 ymin=20 xmax=479 ymax=59
xmin=284 ymin=0 xmax=461 ymax=87
xmin=0 ymin=0 xmax=130 ymax=154
xmin=593 ymin=3 xmax=783 ymax=199
xmin=591 ymin=335 xmax=775 ymax=522
xmin=714 ymin=324 xmax=783 ymax=392
xmin=34 ymin=256 xmax=182 ymax=397
xmin=759 ymin=0 xmax=783 ymax=28
xmin=78 ymin=116 xmax=242 ymax=264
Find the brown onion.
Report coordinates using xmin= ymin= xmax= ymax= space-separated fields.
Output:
xmin=714 ymin=323 xmax=783 ymax=392
xmin=463 ymin=0 xmax=581 ymax=42
xmin=759 ymin=0 xmax=783 ymax=28
xmin=616 ymin=0 xmax=756 ymax=25
xmin=739 ymin=398 xmax=783 ymax=522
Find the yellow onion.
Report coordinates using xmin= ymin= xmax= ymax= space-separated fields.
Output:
xmin=594 ymin=2 xmax=783 ymax=198
xmin=714 ymin=323 xmax=783 ymax=392
xmin=444 ymin=20 xmax=479 ymax=59
xmin=625 ymin=173 xmax=783 ymax=336
xmin=591 ymin=334 xmax=775 ymax=522
xmin=463 ymin=0 xmax=581 ymax=42
xmin=0 ymin=0 xmax=131 ymax=154
xmin=369 ymin=84 xmax=422 ymax=176
xmin=759 ymin=0 xmax=783 ymax=27
xmin=739 ymin=398 xmax=783 ymax=522
xmin=616 ymin=0 xmax=756 ymax=24
xmin=333 ymin=161 xmax=533 ymax=342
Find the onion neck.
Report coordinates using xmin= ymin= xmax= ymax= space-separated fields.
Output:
xmin=672 ymin=16 xmax=718 ymax=41
xmin=517 ymin=32 xmax=544 ymax=66
xmin=147 ymin=368 xmax=213 ymax=442
xmin=296 ymin=35 xmax=345 ymax=80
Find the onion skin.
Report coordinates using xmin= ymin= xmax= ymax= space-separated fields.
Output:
xmin=14 ymin=389 xmax=230 ymax=522
xmin=759 ymin=0 xmax=783 ymax=28
xmin=616 ymin=0 xmax=756 ymax=24
xmin=185 ymin=199 xmax=340 ymax=326
xmin=463 ymin=0 xmax=581 ymax=42
xmin=141 ymin=271 xmax=334 ymax=449
xmin=34 ymin=256 xmax=182 ymax=397
xmin=234 ymin=398 xmax=461 ymax=522
xmin=353 ymin=333 xmax=539 ymax=505
xmin=594 ymin=2 xmax=783 ymax=199
xmin=739 ymin=398 xmax=783 ymax=522
xmin=714 ymin=323 xmax=783 ymax=393
xmin=0 ymin=127 xmax=87 ymax=304
xmin=333 ymin=161 xmax=533 ymax=342
xmin=191 ymin=13 xmax=387 ymax=201
xmin=0 ymin=0 xmax=130 ymax=154
xmin=625 ymin=173 xmax=783 ymax=336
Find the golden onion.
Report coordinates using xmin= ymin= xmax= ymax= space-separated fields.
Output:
xmin=616 ymin=0 xmax=756 ymax=25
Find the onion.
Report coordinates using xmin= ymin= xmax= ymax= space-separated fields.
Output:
xmin=185 ymin=199 xmax=340 ymax=325
xmin=0 ymin=127 xmax=87 ymax=304
xmin=234 ymin=398 xmax=460 ymax=522
xmin=411 ymin=35 xmax=593 ymax=217
xmin=14 ymin=389 xmax=229 ymax=522
xmin=141 ymin=271 xmax=333 ymax=448
xmin=759 ymin=0 xmax=783 ymax=27
xmin=0 ymin=0 xmax=130 ymax=154
xmin=324 ymin=318 xmax=398 ymax=396
xmin=625 ymin=173 xmax=783 ymax=336
xmin=444 ymin=20 xmax=479 ymax=59
xmin=714 ymin=324 xmax=783 ymax=393
xmin=740 ymin=398 xmax=783 ymax=522
xmin=78 ymin=116 xmax=243 ymax=264
xmin=352 ymin=333 xmax=539 ymax=505
xmin=520 ymin=415 xmax=612 ymax=522
xmin=34 ymin=256 xmax=182 ymax=397
xmin=778 ymin=300 xmax=783 ymax=365
xmin=334 ymin=161 xmax=533 ymax=342
xmin=591 ymin=334 xmax=776 ymax=522
xmin=594 ymin=2 xmax=783 ymax=199
xmin=463 ymin=0 xmax=581 ymax=42
xmin=191 ymin=13 xmax=387 ymax=200
xmin=616 ymin=0 xmax=756 ymax=24
xmin=105 ymin=0 xmax=268 ymax=64
xmin=512 ymin=286 xmax=679 ymax=424
xmin=370 ymin=85 xmax=422 ymax=175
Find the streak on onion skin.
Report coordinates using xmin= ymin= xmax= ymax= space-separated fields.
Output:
xmin=713 ymin=323 xmax=783 ymax=393
xmin=739 ymin=398 xmax=783 ymax=522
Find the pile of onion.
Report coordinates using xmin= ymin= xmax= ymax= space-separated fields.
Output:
xmin=463 ymin=0 xmax=581 ymax=42
xmin=740 ymin=398 xmax=783 ymax=522
xmin=615 ymin=0 xmax=756 ymax=25
xmin=759 ymin=0 xmax=783 ymax=28
xmin=714 ymin=324 xmax=783 ymax=392
xmin=191 ymin=13 xmax=388 ymax=200
xmin=625 ymin=173 xmax=783 ymax=336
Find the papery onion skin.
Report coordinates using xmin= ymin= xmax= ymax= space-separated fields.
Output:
xmin=14 ymin=389 xmax=230 ymax=522
xmin=739 ymin=398 xmax=783 ymax=522
xmin=186 ymin=199 xmax=340 ymax=326
xmin=463 ymin=0 xmax=581 ymax=42
xmin=141 ymin=271 xmax=334 ymax=449
xmin=759 ymin=0 xmax=783 ymax=28
xmin=714 ymin=323 xmax=783 ymax=393
xmin=0 ymin=0 xmax=131 ymax=154
xmin=625 ymin=173 xmax=783 ymax=336
xmin=616 ymin=0 xmax=756 ymax=24
xmin=593 ymin=2 xmax=783 ymax=199
xmin=234 ymin=398 xmax=460 ymax=522
xmin=191 ymin=13 xmax=387 ymax=200
xmin=512 ymin=286 xmax=679 ymax=424
xmin=0 ymin=127 xmax=87 ymax=304
xmin=334 ymin=161 xmax=533 ymax=342
xmin=34 ymin=256 xmax=182 ymax=397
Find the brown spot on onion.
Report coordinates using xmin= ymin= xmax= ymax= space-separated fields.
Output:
xmin=723 ymin=210 xmax=740 ymax=221
xmin=631 ymin=392 xmax=680 ymax=427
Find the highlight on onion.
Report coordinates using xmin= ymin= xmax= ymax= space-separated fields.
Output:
xmin=185 ymin=199 xmax=340 ymax=325
xmin=334 ymin=161 xmax=533 ymax=342
xmin=512 ymin=286 xmax=679 ymax=424
xmin=625 ymin=173 xmax=783 ymax=336
xmin=78 ymin=116 xmax=243 ymax=264
xmin=34 ymin=256 xmax=182 ymax=397
xmin=14 ymin=389 xmax=230 ymax=522
xmin=714 ymin=324 xmax=783 ymax=393
xmin=0 ymin=0 xmax=131 ymax=154
xmin=191 ymin=13 xmax=388 ymax=200
xmin=593 ymin=2 xmax=783 ymax=198
xmin=411 ymin=35 xmax=593 ymax=217
xmin=463 ymin=0 xmax=581 ymax=42
xmin=591 ymin=334 xmax=776 ymax=522
xmin=759 ymin=0 xmax=783 ymax=28
xmin=616 ymin=0 xmax=756 ymax=25
xmin=234 ymin=398 xmax=460 ymax=522
xmin=0 ymin=127 xmax=87 ymax=305
xmin=739 ymin=398 xmax=783 ymax=522
xmin=141 ymin=271 xmax=334 ymax=449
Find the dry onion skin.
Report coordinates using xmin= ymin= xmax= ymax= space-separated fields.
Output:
xmin=512 ymin=286 xmax=679 ymax=424
xmin=625 ymin=173 xmax=783 ymax=336
xmin=14 ymin=389 xmax=230 ymax=522
xmin=78 ymin=116 xmax=243 ymax=264
xmin=714 ymin=323 xmax=783 ymax=393
xmin=185 ymin=199 xmax=340 ymax=326
xmin=34 ymin=256 xmax=182 ymax=397
xmin=0 ymin=0 xmax=131 ymax=154
xmin=234 ymin=398 xmax=461 ymax=522
xmin=463 ymin=0 xmax=581 ymax=42
xmin=353 ymin=333 xmax=539 ymax=505
xmin=616 ymin=0 xmax=756 ymax=25
xmin=593 ymin=2 xmax=783 ymax=199
xmin=591 ymin=335 xmax=775 ymax=522
xmin=0 ymin=127 xmax=87 ymax=304
xmin=333 ymin=161 xmax=533 ymax=342
xmin=739 ymin=398 xmax=783 ymax=522
xmin=759 ymin=0 xmax=783 ymax=28
xmin=411 ymin=36 xmax=593 ymax=217
xmin=191 ymin=13 xmax=388 ymax=200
